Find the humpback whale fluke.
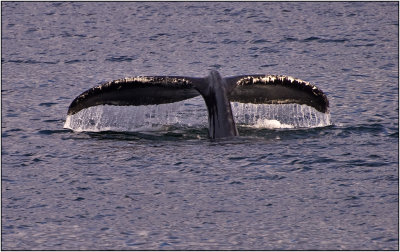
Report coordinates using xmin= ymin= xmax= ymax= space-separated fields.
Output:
xmin=67 ymin=70 xmax=329 ymax=138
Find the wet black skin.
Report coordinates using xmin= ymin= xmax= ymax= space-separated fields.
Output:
xmin=193 ymin=70 xmax=238 ymax=138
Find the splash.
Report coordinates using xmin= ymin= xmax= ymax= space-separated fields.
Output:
xmin=64 ymin=99 xmax=331 ymax=132
xmin=63 ymin=97 xmax=207 ymax=132
xmin=231 ymin=102 xmax=331 ymax=129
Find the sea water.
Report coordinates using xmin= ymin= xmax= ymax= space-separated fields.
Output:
xmin=2 ymin=2 xmax=398 ymax=250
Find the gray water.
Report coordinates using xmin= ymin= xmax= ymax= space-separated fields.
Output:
xmin=1 ymin=2 xmax=398 ymax=250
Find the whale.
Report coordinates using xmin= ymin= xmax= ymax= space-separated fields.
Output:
xmin=67 ymin=70 xmax=329 ymax=138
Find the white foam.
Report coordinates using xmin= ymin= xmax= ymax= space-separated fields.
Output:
xmin=248 ymin=119 xmax=294 ymax=129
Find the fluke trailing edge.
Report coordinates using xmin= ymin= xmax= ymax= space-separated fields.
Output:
xmin=67 ymin=70 xmax=329 ymax=138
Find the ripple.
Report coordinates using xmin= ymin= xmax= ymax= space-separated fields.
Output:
xmin=301 ymin=37 xmax=349 ymax=43
xmin=251 ymin=39 xmax=270 ymax=44
xmin=39 ymin=102 xmax=58 ymax=107
xmin=38 ymin=129 xmax=70 ymax=135
xmin=303 ymin=36 xmax=320 ymax=42
xmin=105 ymin=55 xmax=137 ymax=62
xmin=246 ymin=174 xmax=286 ymax=180
xmin=341 ymin=123 xmax=387 ymax=135
xmin=64 ymin=59 xmax=82 ymax=64
xmin=8 ymin=59 xmax=59 ymax=64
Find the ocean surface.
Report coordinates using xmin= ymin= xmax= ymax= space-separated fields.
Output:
xmin=1 ymin=2 xmax=398 ymax=250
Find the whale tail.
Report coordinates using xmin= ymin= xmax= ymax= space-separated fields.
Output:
xmin=66 ymin=71 xmax=329 ymax=138
xmin=67 ymin=73 xmax=329 ymax=115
